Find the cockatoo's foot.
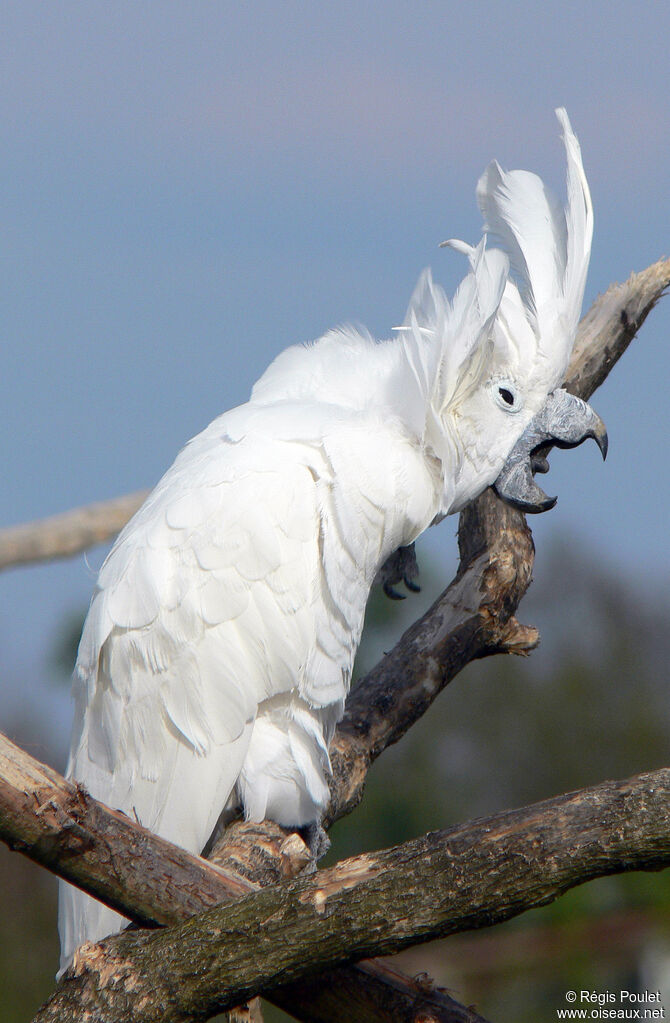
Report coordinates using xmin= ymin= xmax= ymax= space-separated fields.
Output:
xmin=299 ymin=821 xmax=331 ymax=864
xmin=376 ymin=544 xmax=421 ymax=601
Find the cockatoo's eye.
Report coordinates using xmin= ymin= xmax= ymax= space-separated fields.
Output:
xmin=492 ymin=380 xmax=522 ymax=413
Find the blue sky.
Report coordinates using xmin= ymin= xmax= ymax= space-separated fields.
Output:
xmin=2 ymin=3 xmax=670 ymax=750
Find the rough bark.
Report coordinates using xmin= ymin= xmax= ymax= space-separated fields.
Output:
xmin=35 ymin=769 xmax=670 ymax=1023
xmin=0 ymin=732 xmax=251 ymax=925
xmin=565 ymin=258 xmax=670 ymax=400
xmin=0 ymin=732 xmax=487 ymax=1023
xmin=182 ymin=257 xmax=670 ymax=1019
xmin=269 ymin=960 xmax=492 ymax=1023
xmin=220 ymin=257 xmax=670 ymax=846
xmin=1 ymin=257 xmax=667 ymax=1021
xmin=327 ymin=489 xmax=535 ymax=826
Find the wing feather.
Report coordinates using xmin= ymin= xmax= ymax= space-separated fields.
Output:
xmin=60 ymin=416 xmax=341 ymax=968
xmin=61 ymin=319 xmax=442 ymax=970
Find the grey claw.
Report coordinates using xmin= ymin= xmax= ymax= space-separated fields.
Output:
xmin=300 ymin=822 xmax=331 ymax=861
xmin=383 ymin=581 xmax=406 ymax=600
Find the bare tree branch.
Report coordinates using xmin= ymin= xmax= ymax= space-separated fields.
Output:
xmin=1 ymin=258 xmax=667 ymax=1021
xmin=0 ymin=731 xmax=251 ymax=924
xmin=0 ymin=731 xmax=488 ymax=1023
xmin=35 ymin=769 xmax=670 ymax=1023
xmin=180 ymin=256 xmax=670 ymax=1018
xmin=223 ymin=257 xmax=670 ymax=844
xmin=0 ymin=491 xmax=147 ymax=572
xmin=565 ymin=257 xmax=670 ymax=399
xmin=269 ymin=961 xmax=492 ymax=1023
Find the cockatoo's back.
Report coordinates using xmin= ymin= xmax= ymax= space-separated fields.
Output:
xmin=59 ymin=380 xmax=445 ymax=968
xmin=60 ymin=109 xmax=604 ymax=974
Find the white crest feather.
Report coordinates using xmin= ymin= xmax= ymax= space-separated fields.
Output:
xmin=474 ymin=108 xmax=592 ymax=387
xmin=400 ymin=237 xmax=508 ymax=417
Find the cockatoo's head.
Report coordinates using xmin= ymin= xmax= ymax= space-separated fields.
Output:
xmin=400 ymin=108 xmax=606 ymax=516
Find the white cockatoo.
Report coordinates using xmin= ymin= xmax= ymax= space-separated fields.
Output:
xmin=59 ymin=109 xmax=606 ymax=970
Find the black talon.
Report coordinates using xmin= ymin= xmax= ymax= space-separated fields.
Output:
xmin=378 ymin=544 xmax=421 ymax=600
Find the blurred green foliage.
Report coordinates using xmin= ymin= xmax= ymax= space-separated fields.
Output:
xmin=0 ymin=844 xmax=59 ymax=1019
xmin=2 ymin=537 xmax=669 ymax=1022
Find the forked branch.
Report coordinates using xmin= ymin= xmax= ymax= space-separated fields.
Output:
xmin=0 ymin=259 xmax=667 ymax=1022
xmin=35 ymin=769 xmax=670 ymax=1023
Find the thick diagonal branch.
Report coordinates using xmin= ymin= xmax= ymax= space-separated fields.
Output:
xmin=36 ymin=769 xmax=670 ymax=1023
xmin=2 ymin=258 xmax=667 ymax=1023
xmin=198 ymin=257 xmax=670 ymax=1016
xmin=308 ymin=257 xmax=670 ymax=826
xmin=0 ymin=733 xmax=487 ymax=1023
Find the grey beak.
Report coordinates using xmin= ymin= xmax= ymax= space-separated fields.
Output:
xmin=493 ymin=389 xmax=608 ymax=514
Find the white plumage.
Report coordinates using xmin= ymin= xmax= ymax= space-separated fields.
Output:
xmin=59 ymin=109 xmax=593 ymax=969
